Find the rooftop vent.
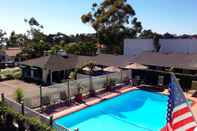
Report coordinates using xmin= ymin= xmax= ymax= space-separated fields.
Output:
xmin=57 ymin=49 xmax=68 ymax=58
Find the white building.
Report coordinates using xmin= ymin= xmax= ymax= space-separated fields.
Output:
xmin=124 ymin=39 xmax=197 ymax=57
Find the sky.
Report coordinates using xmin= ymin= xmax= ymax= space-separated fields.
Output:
xmin=0 ymin=0 xmax=197 ymax=36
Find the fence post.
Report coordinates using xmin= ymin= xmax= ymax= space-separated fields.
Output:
xmin=49 ymin=115 xmax=53 ymax=127
xmin=67 ymin=80 xmax=71 ymax=106
xmin=120 ymin=71 xmax=123 ymax=82
xmin=40 ymin=85 xmax=42 ymax=108
xmin=1 ymin=93 xmax=4 ymax=103
xmin=21 ymin=101 xmax=24 ymax=115
xmin=89 ymin=75 xmax=95 ymax=96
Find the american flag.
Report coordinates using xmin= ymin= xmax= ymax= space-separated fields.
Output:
xmin=161 ymin=73 xmax=197 ymax=131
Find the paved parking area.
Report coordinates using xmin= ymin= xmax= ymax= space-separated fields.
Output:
xmin=0 ymin=80 xmax=40 ymax=99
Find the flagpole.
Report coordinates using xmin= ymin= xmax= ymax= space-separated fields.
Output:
xmin=170 ymin=72 xmax=197 ymax=123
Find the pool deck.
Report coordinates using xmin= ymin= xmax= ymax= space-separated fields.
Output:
xmin=53 ymin=85 xmax=138 ymax=119
xmin=52 ymin=86 xmax=197 ymax=121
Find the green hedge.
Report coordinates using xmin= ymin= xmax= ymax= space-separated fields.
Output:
xmin=0 ymin=67 xmax=22 ymax=80
xmin=0 ymin=102 xmax=54 ymax=131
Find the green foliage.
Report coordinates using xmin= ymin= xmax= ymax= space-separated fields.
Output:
xmin=18 ymin=17 xmax=49 ymax=59
xmin=15 ymin=88 xmax=24 ymax=103
xmin=59 ymin=91 xmax=67 ymax=101
xmin=81 ymin=0 xmax=142 ymax=54
xmin=103 ymin=77 xmax=116 ymax=91
xmin=7 ymin=31 xmax=27 ymax=47
xmin=139 ymin=29 xmax=157 ymax=39
xmin=48 ymin=44 xmax=63 ymax=55
xmin=153 ymin=34 xmax=161 ymax=52
xmin=0 ymin=29 xmax=7 ymax=48
xmin=139 ymin=29 xmax=161 ymax=52
xmin=68 ymin=71 xmax=77 ymax=80
xmin=65 ymin=42 xmax=97 ymax=56
xmin=41 ymin=96 xmax=51 ymax=106
xmin=0 ymin=102 xmax=53 ymax=131
xmin=0 ymin=67 xmax=22 ymax=80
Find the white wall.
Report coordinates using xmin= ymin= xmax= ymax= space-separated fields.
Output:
xmin=124 ymin=39 xmax=154 ymax=56
xmin=160 ymin=39 xmax=197 ymax=53
xmin=124 ymin=39 xmax=197 ymax=57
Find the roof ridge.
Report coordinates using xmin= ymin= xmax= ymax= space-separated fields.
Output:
xmin=45 ymin=55 xmax=60 ymax=67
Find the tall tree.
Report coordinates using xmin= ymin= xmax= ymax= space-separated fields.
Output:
xmin=153 ymin=34 xmax=161 ymax=52
xmin=162 ymin=32 xmax=176 ymax=39
xmin=81 ymin=0 xmax=142 ymax=54
xmin=0 ymin=29 xmax=7 ymax=48
xmin=7 ymin=31 xmax=27 ymax=47
xmin=139 ymin=29 xmax=156 ymax=39
xmin=22 ymin=17 xmax=49 ymax=58
xmin=24 ymin=17 xmax=45 ymax=41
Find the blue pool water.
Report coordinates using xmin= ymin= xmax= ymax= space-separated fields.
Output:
xmin=54 ymin=90 xmax=168 ymax=131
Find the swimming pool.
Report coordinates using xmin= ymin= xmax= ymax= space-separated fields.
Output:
xmin=54 ymin=90 xmax=168 ymax=131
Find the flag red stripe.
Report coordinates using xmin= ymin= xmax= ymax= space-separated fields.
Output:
xmin=186 ymin=126 xmax=196 ymax=131
xmin=173 ymin=116 xmax=194 ymax=129
xmin=161 ymin=122 xmax=172 ymax=131
xmin=173 ymin=106 xmax=190 ymax=118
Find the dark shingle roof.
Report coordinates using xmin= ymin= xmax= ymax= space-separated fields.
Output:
xmin=21 ymin=55 xmax=78 ymax=71
xmin=133 ymin=52 xmax=197 ymax=70
xmin=21 ymin=54 xmax=135 ymax=70
xmin=77 ymin=54 xmax=135 ymax=67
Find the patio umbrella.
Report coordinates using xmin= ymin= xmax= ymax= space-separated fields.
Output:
xmin=125 ymin=63 xmax=148 ymax=69
xmin=103 ymin=66 xmax=121 ymax=72
xmin=82 ymin=66 xmax=102 ymax=71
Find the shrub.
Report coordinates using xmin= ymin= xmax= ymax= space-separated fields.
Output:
xmin=59 ymin=91 xmax=67 ymax=101
xmin=68 ymin=71 xmax=77 ymax=80
xmin=123 ymin=76 xmax=129 ymax=83
xmin=103 ymin=77 xmax=116 ymax=91
xmin=0 ymin=102 xmax=54 ymax=131
xmin=41 ymin=96 xmax=51 ymax=106
xmin=15 ymin=88 xmax=24 ymax=103
xmin=0 ymin=67 xmax=22 ymax=80
xmin=13 ymin=71 xmax=22 ymax=79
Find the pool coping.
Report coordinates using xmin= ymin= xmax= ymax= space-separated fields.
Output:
xmin=53 ymin=85 xmax=139 ymax=120
xmin=52 ymin=86 xmax=197 ymax=121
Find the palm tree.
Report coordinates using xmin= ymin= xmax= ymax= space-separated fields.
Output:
xmin=82 ymin=61 xmax=96 ymax=96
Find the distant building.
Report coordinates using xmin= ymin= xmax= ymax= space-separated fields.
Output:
xmin=20 ymin=54 xmax=134 ymax=85
xmin=20 ymin=54 xmax=78 ymax=85
xmin=124 ymin=39 xmax=197 ymax=57
xmin=4 ymin=48 xmax=22 ymax=61
xmin=133 ymin=52 xmax=197 ymax=74
xmin=0 ymin=48 xmax=22 ymax=68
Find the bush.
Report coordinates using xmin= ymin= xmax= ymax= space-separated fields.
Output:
xmin=0 ymin=102 xmax=54 ymax=131
xmin=15 ymin=88 xmax=24 ymax=103
xmin=13 ymin=71 xmax=22 ymax=79
xmin=41 ymin=96 xmax=51 ymax=106
xmin=59 ymin=91 xmax=67 ymax=101
xmin=65 ymin=42 xmax=97 ymax=56
xmin=0 ymin=67 xmax=22 ymax=80
xmin=103 ymin=77 xmax=116 ymax=91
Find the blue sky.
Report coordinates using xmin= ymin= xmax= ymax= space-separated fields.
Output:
xmin=0 ymin=0 xmax=197 ymax=35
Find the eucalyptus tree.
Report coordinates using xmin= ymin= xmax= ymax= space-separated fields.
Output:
xmin=81 ymin=0 xmax=142 ymax=54
xmin=7 ymin=31 xmax=27 ymax=47
xmin=22 ymin=17 xmax=49 ymax=58
xmin=0 ymin=29 xmax=7 ymax=48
